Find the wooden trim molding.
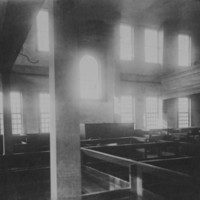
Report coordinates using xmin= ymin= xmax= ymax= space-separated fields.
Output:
xmin=162 ymin=67 xmax=200 ymax=99
xmin=12 ymin=65 xmax=49 ymax=76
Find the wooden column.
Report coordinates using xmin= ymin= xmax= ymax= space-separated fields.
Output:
xmin=1 ymin=72 xmax=13 ymax=155
xmin=50 ymin=0 xmax=81 ymax=200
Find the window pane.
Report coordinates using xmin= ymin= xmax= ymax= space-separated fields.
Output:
xmin=146 ymin=97 xmax=158 ymax=129
xmin=37 ymin=10 xmax=49 ymax=51
xmin=178 ymin=35 xmax=191 ymax=66
xmin=80 ymin=55 xmax=100 ymax=99
xmin=158 ymin=31 xmax=163 ymax=64
xmin=10 ymin=92 xmax=23 ymax=134
xmin=145 ymin=29 xmax=159 ymax=63
xmin=178 ymin=97 xmax=189 ymax=128
xmin=40 ymin=93 xmax=50 ymax=133
xmin=120 ymin=24 xmax=133 ymax=60
xmin=120 ymin=96 xmax=134 ymax=123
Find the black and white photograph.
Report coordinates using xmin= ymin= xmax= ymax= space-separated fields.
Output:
xmin=0 ymin=0 xmax=200 ymax=199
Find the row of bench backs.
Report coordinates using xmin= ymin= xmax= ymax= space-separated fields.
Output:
xmin=84 ymin=123 xmax=169 ymax=140
xmin=0 ymin=133 xmax=50 ymax=154
xmin=84 ymin=123 xmax=173 ymax=140
xmin=84 ymin=123 xmax=134 ymax=139
xmin=84 ymin=123 xmax=200 ymax=144
xmin=13 ymin=133 xmax=50 ymax=146
xmin=149 ymin=127 xmax=200 ymax=134
xmin=14 ymin=133 xmax=50 ymax=153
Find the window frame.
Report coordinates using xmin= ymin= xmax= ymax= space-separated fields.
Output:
xmin=145 ymin=97 xmax=159 ymax=130
xmin=10 ymin=92 xmax=23 ymax=135
xmin=178 ymin=97 xmax=190 ymax=128
xmin=120 ymin=96 xmax=135 ymax=124
xmin=79 ymin=55 xmax=101 ymax=100
xmin=178 ymin=34 xmax=191 ymax=67
xmin=144 ymin=28 xmax=162 ymax=64
xmin=39 ymin=93 xmax=50 ymax=133
xmin=119 ymin=24 xmax=134 ymax=61
xmin=36 ymin=9 xmax=49 ymax=52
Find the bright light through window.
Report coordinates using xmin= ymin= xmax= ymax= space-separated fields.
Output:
xmin=178 ymin=35 xmax=191 ymax=67
xmin=120 ymin=96 xmax=134 ymax=123
xmin=145 ymin=29 xmax=161 ymax=63
xmin=178 ymin=97 xmax=190 ymax=128
xmin=11 ymin=92 xmax=23 ymax=134
xmin=80 ymin=55 xmax=100 ymax=99
xmin=120 ymin=24 xmax=133 ymax=60
xmin=146 ymin=97 xmax=159 ymax=129
xmin=40 ymin=93 xmax=50 ymax=133
xmin=37 ymin=10 xmax=49 ymax=51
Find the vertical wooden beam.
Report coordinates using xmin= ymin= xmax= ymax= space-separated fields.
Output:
xmin=130 ymin=165 xmax=143 ymax=200
xmin=50 ymin=0 xmax=81 ymax=199
xmin=1 ymin=72 xmax=13 ymax=155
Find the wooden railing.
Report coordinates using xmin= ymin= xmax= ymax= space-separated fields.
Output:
xmin=86 ymin=141 xmax=182 ymax=161
xmin=81 ymin=136 xmax=146 ymax=148
xmin=81 ymin=147 xmax=200 ymax=200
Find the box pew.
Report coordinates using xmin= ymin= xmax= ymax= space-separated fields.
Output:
xmin=165 ymin=127 xmax=200 ymax=143
xmin=134 ymin=129 xmax=168 ymax=142
xmin=0 ymin=151 xmax=50 ymax=200
xmin=86 ymin=141 xmax=182 ymax=161
xmin=82 ymin=147 xmax=200 ymax=200
xmin=141 ymin=127 xmax=200 ymax=143
xmin=13 ymin=133 xmax=50 ymax=153
xmin=141 ymin=156 xmax=200 ymax=199
xmin=81 ymin=142 xmax=184 ymax=182
xmin=179 ymin=127 xmax=200 ymax=143
xmin=134 ymin=127 xmax=200 ymax=143
xmin=144 ymin=156 xmax=200 ymax=175
xmin=85 ymin=123 xmax=134 ymax=139
xmin=81 ymin=136 xmax=146 ymax=148
xmin=82 ymin=165 xmax=129 ymax=194
xmin=37 ymin=133 xmax=50 ymax=151
xmin=13 ymin=134 xmax=28 ymax=153
xmin=178 ymin=142 xmax=200 ymax=156
xmin=82 ymin=188 xmax=132 ymax=200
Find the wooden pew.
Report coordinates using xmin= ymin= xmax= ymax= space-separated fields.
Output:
xmin=0 ymin=151 xmax=50 ymax=200
xmin=81 ymin=136 xmax=146 ymax=148
xmin=82 ymin=165 xmax=129 ymax=194
xmin=81 ymin=147 xmax=200 ymax=200
xmin=5 ymin=166 xmax=50 ymax=200
xmin=164 ymin=127 xmax=200 ymax=143
xmin=82 ymin=188 xmax=132 ymax=200
xmin=13 ymin=133 xmax=50 ymax=153
xmin=81 ymin=141 xmax=185 ymax=182
xmin=86 ymin=141 xmax=182 ymax=161
xmin=84 ymin=123 xmax=134 ymax=139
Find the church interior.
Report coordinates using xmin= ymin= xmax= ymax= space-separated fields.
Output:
xmin=1 ymin=0 xmax=200 ymax=199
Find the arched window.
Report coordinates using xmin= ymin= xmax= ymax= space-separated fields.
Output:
xmin=80 ymin=55 xmax=100 ymax=99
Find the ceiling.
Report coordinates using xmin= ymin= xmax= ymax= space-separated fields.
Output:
xmin=77 ymin=0 xmax=200 ymax=28
xmin=0 ymin=0 xmax=200 ymax=72
xmin=121 ymin=0 xmax=200 ymax=28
